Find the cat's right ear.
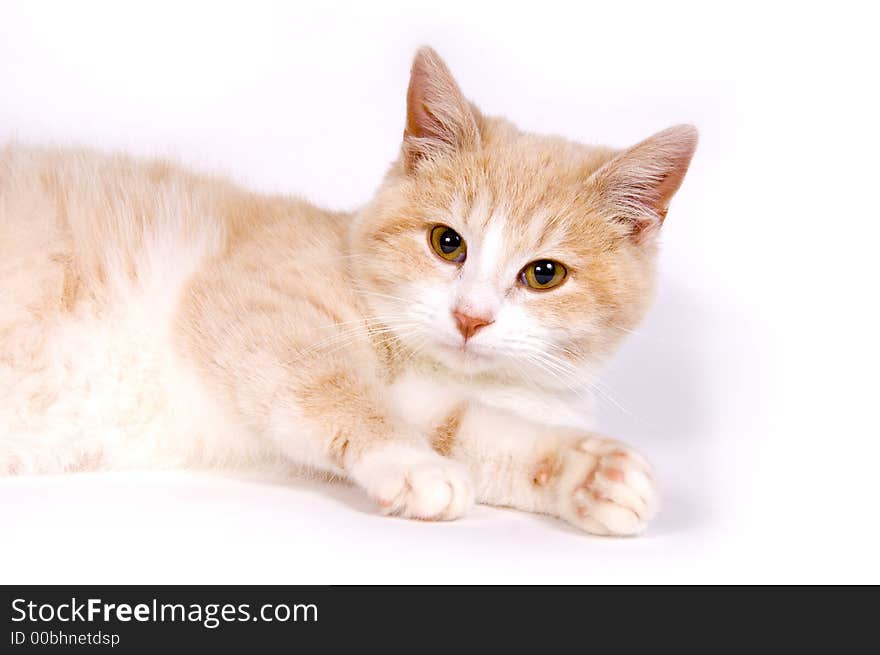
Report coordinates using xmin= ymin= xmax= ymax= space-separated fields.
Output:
xmin=402 ymin=47 xmax=480 ymax=173
xmin=588 ymin=124 xmax=698 ymax=243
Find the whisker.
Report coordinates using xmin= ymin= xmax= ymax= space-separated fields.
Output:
xmin=508 ymin=342 xmax=634 ymax=416
xmin=295 ymin=320 xmax=422 ymax=357
xmin=353 ymin=289 xmax=419 ymax=305
xmin=312 ymin=313 xmax=413 ymax=332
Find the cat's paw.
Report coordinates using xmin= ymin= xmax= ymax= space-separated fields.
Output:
xmin=351 ymin=444 xmax=474 ymax=521
xmin=555 ymin=436 xmax=658 ymax=536
xmin=0 ymin=450 xmax=29 ymax=476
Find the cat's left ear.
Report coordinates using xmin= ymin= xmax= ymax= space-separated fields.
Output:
xmin=589 ymin=124 xmax=698 ymax=242
xmin=402 ymin=47 xmax=481 ymax=173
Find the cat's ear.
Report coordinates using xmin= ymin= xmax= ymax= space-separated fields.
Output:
xmin=589 ymin=124 xmax=698 ymax=242
xmin=402 ymin=47 xmax=480 ymax=173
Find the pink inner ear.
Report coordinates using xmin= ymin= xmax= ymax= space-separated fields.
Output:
xmin=402 ymin=47 xmax=480 ymax=171
xmin=406 ymin=70 xmax=451 ymax=146
xmin=652 ymin=138 xmax=698 ymax=221
xmin=595 ymin=124 xmax=698 ymax=240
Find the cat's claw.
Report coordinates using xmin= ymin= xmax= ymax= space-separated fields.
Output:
xmin=556 ymin=437 xmax=658 ymax=536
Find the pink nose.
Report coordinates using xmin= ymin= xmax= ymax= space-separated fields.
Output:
xmin=453 ymin=310 xmax=494 ymax=341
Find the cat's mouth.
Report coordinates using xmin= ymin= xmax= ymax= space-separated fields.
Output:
xmin=433 ymin=339 xmax=495 ymax=366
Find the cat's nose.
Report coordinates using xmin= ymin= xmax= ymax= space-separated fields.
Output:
xmin=452 ymin=309 xmax=494 ymax=341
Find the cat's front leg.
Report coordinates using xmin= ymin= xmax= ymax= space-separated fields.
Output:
xmin=251 ymin=359 xmax=475 ymax=521
xmin=267 ymin=380 xmax=475 ymax=521
xmin=249 ymin=375 xmax=476 ymax=520
xmin=441 ymin=407 xmax=657 ymax=535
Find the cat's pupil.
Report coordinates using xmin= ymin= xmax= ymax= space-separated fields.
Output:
xmin=439 ymin=229 xmax=461 ymax=254
xmin=533 ymin=261 xmax=556 ymax=285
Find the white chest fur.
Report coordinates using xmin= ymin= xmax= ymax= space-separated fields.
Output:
xmin=387 ymin=368 xmax=597 ymax=436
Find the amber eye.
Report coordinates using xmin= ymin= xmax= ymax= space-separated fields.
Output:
xmin=520 ymin=259 xmax=567 ymax=290
xmin=429 ymin=225 xmax=467 ymax=263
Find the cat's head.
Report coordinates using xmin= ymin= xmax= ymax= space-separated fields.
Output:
xmin=352 ymin=47 xmax=696 ymax=387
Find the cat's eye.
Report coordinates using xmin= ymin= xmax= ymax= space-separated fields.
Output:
xmin=429 ymin=225 xmax=467 ymax=263
xmin=520 ymin=260 xmax=567 ymax=291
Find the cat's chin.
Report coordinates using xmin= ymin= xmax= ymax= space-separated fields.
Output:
xmin=424 ymin=340 xmax=500 ymax=375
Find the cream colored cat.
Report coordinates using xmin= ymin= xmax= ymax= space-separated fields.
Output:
xmin=0 ymin=48 xmax=696 ymax=536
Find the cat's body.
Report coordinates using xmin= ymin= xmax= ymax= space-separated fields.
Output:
xmin=0 ymin=49 xmax=696 ymax=535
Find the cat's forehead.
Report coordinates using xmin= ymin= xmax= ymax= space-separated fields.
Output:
xmin=451 ymin=191 xmax=564 ymax=253
xmin=445 ymin=135 xmax=615 ymax=236
xmin=444 ymin=161 xmax=612 ymax=262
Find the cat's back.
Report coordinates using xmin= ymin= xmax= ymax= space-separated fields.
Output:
xmin=0 ymin=144 xmax=235 ymax=307
xmin=0 ymin=144 xmax=340 ymax=308
xmin=0 ymin=144 xmax=332 ymax=470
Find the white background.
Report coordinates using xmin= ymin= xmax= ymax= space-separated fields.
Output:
xmin=1 ymin=1 xmax=878 ymax=583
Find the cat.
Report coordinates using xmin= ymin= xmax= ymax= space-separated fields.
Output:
xmin=0 ymin=47 xmax=696 ymax=536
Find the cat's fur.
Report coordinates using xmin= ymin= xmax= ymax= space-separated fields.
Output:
xmin=0 ymin=48 xmax=696 ymax=535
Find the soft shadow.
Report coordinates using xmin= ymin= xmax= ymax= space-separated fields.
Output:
xmin=646 ymin=485 xmax=710 ymax=538
xmin=600 ymin=278 xmax=708 ymax=445
xmin=229 ymin=465 xmax=378 ymax=516
xmin=597 ymin=276 xmax=712 ymax=534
